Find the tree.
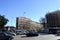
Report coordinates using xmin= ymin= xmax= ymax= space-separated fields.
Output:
xmin=0 ymin=15 xmax=8 ymax=31
xmin=39 ymin=17 xmax=46 ymax=28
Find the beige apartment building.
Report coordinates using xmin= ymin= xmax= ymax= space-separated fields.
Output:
xmin=16 ymin=17 xmax=43 ymax=31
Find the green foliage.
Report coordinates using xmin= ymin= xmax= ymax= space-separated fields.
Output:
xmin=0 ymin=15 xmax=8 ymax=30
xmin=40 ymin=18 xmax=45 ymax=23
xmin=39 ymin=17 xmax=46 ymax=29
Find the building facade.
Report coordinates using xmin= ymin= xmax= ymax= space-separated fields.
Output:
xmin=16 ymin=17 xmax=31 ymax=30
xmin=16 ymin=17 xmax=43 ymax=31
xmin=4 ymin=26 xmax=15 ymax=31
xmin=46 ymin=10 xmax=60 ymax=33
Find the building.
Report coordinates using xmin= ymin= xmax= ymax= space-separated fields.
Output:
xmin=16 ymin=17 xmax=43 ymax=31
xmin=4 ymin=26 xmax=16 ymax=31
xmin=30 ymin=21 xmax=44 ymax=31
xmin=46 ymin=10 xmax=60 ymax=33
xmin=16 ymin=17 xmax=31 ymax=30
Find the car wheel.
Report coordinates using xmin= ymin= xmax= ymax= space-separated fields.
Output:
xmin=4 ymin=38 xmax=10 ymax=40
xmin=9 ymin=38 xmax=12 ymax=40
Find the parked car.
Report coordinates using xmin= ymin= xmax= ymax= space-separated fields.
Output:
xmin=57 ymin=31 xmax=60 ymax=36
xmin=26 ymin=31 xmax=39 ymax=37
xmin=15 ymin=30 xmax=21 ymax=35
xmin=8 ymin=30 xmax=16 ymax=36
xmin=15 ymin=30 xmax=26 ymax=35
xmin=4 ymin=31 xmax=16 ymax=38
xmin=58 ymin=39 xmax=60 ymax=40
xmin=0 ymin=32 xmax=12 ymax=40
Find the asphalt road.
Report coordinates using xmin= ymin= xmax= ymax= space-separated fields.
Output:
xmin=12 ymin=34 xmax=58 ymax=40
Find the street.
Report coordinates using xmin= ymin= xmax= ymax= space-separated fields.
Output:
xmin=12 ymin=34 xmax=58 ymax=40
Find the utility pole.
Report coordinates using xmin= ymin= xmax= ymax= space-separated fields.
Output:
xmin=22 ymin=12 xmax=26 ymax=31
xmin=23 ymin=12 xmax=26 ymax=17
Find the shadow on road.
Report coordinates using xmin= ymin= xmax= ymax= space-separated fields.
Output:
xmin=21 ymin=35 xmax=38 ymax=38
xmin=58 ymin=39 xmax=60 ymax=40
xmin=21 ymin=35 xmax=27 ymax=38
xmin=39 ymin=33 xmax=51 ymax=35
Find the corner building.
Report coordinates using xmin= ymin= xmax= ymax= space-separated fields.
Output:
xmin=46 ymin=10 xmax=60 ymax=34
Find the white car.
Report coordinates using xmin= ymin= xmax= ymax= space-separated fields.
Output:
xmin=15 ymin=30 xmax=26 ymax=35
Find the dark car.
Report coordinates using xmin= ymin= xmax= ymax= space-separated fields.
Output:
xmin=15 ymin=30 xmax=22 ymax=35
xmin=8 ymin=30 xmax=16 ymax=36
xmin=57 ymin=31 xmax=60 ymax=36
xmin=0 ymin=32 xmax=12 ymax=40
xmin=58 ymin=39 xmax=60 ymax=40
xmin=4 ymin=31 xmax=16 ymax=40
xmin=5 ymin=31 xmax=16 ymax=36
xmin=26 ymin=31 xmax=39 ymax=37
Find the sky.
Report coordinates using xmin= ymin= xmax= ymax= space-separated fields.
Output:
xmin=0 ymin=0 xmax=60 ymax=27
